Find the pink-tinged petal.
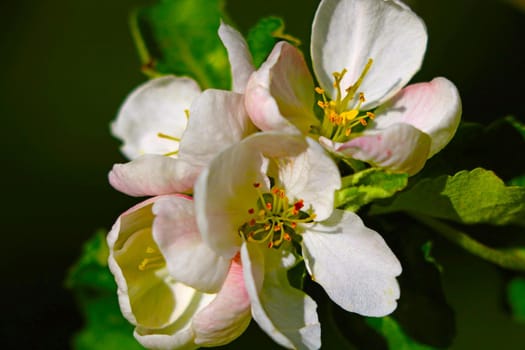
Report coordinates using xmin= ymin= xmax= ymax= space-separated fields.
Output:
xmin=302 ymin=210 xmax=402 ymax=317
xmin=133 ymin=292 xmax=216 ymax=350
xmin=277 ymin=138 xmax=341 ymax=221
xmin=194 ymin=132 xmax=307 ymax=259
xmin=241 ymin=243 xmax=321 ymax=350
xmin=109 ymin=155 xmax=198 ymax=196
xmin=179 ymin=89 xmax=256 ymax=166
xmin=311 ymin=0 xmax=427 ymax=108
xmin=152 ymin=196 xmax=231 ymax=293
xmin=111 ymin=76 xmax=201 ymax=159
xmin=373 ymin=77 xmax=462 ymax=157
xmin=193 ymin=257 xmax=252 ymax=346
xmin=335 ymin=123 xmax=432 ymax=175
xmin=108 ymin=198 xmax=200 ymax=329
xmin=245 ymin=42 xmax=319 ymax=134
xmin=218 ymin=22 xmax=255 ymax=93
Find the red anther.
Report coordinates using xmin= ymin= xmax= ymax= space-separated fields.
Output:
xmin=253 ymin=182 xmax=261 ymax=188
xmin=279 ymin=190 xmax=285 ymax=198
xmin=291 ymin=222 xmax=297 ymax=229
xmin=294 ymin=200 xmax=304 ymax=211
xmin=274 ymin=225 xmax=281 ymax=232
xmin=266 ymin=202 xmax=272 ymax=210
xmin=272 ymin=187 xmax=280 ymax=194
xmin=268 ymin=241 xmax=274 ymax=248
xmin=248 ymin=208 xmax=255 ymax=214
xmin=284 ymin=233 xmax=291 ymax=241
xmin=249 ymin=219 xmax=256 ymax=226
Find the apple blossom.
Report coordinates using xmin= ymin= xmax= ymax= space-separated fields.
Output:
xmin=245 ymin=0 xmax=461 ymax=175
xmin=194 ymin=132 xmax=402 ymax=349
xmin=107 ymin=195 xmax=251 ymax=349
xmin=109 ymin=22 xmax=256 ymax=196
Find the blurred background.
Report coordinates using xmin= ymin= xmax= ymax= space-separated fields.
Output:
xmin=1 ymin=0 xmax=524 ymax=349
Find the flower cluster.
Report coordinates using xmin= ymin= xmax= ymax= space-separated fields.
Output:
xmin=106 ymin=0 xmax=461 ymax=349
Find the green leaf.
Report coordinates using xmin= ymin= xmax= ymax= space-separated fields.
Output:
xmin=420 ymin=119 xmax=525 ymax=182
xmin=366 ymin=317 xmax=439 ymax=350
xmin=508 ymin=175 xmax=525 ymax=187
xmin=72 ymin=295 xmax=144 ymax=350
xmin=387 ymin=224 xmax=455 ymax=347
xmin=507 ymin=277 xmax=525 ymax=323
xmin=335 ymin=168 xmax=408 ymax=212
xmin=371 ymin=168 xmax=525 ymax=227
xmin=66 ymin=231 xmax=142 ymax=350
xmin=246 ymin=16 xmax=300 ymax=68
xmin=65 ymin=230 xmax=114 ymax=291
xmin=131 ymin=0 xmax=231 ymax=89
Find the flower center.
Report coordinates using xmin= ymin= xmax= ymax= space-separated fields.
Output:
xmin=238 ymin=183 xmax=316 ymax=249
xmin=156 ymin=109 xmax=190 ymax=157
xmin=138 ymin=245 xmax=166 ymax=271
xmin=316 ymin=59 xmax=375 ymax=143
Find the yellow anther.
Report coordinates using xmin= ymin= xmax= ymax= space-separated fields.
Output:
xmin=184 ymin=109 xmax=190 ymax=119
xmin=359 ymin=92 xmax=365 ymax=103
xmin=340 ymin=109 xmax=359 ymax=122
xmin=315 ymin=87 xmax=325 ymax=94
xmin=138 ymin=256 xmax=164 ymax=271
xmin=366 ymin=112 xmax=375 ymax=119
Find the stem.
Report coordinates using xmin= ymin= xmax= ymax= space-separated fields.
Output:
xmin=410 ymin=214 xmax=525 ymax=271
xmin=129 ymin=9 xmax=151 ymax=66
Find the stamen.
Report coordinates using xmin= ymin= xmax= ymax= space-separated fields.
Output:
xmin=163 ymin=150 xmax=179 ymax=157
xmin=157 ymin=132 xmax=181 ymax=142
xmin=138 ymin=256 xmax=164 ymax=271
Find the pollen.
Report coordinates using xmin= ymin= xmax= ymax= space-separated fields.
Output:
xmin=238 ymin=185 xmax=316 ymax=249
xmin=316 ymin=58 xmax=376 ymax=143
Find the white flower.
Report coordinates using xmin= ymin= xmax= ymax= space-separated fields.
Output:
xmin=193 ymin=132 xmax=402 ymax=349
xmin=107 ymin=195 xmax=251 ymax=349
xmin=245 ymin=0 xmax=461 ymax=175
xmin=109 ymin=22 xmax=256 ymax=196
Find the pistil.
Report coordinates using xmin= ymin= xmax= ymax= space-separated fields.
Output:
xmin=316 ymin=59 xmax=375 ymax=143
xmin=239 ymin=184 xmax=316 ymax=249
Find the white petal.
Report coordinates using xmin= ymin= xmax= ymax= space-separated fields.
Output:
xmin=194 ymin=140 xmax=267 ymax=259
xmin=108 ymin=199 xmax=200 ymax=329
xmin=178 ymin=89 xmax=256 ymax=166
xmin=277 ymin=138 xmax=341 ymax=221
xmin=108 ymin=155 xmax=198 ymax=196
xmin=334 ymin=123 xmax=432 ymax=175
xmin=372 ymin=77 xmax=462 ymax=157
xmin=245 ymin=42 xmax=319 ymax=134
xmin=194 ymin=132 xmax=308 ymax=258
xmin=302 ymin=210 xmax=401 ymax=317
xmin=152 ymin=196 xmax=231 ymax=293
xmin=193 ymin=257 xmax=252 ymax=346
xmin=218 ymin=22 xmax=255 ymax=93
xmin=311 ymin=0 xmax=427 ymax=108
xmin=111 ymin=76 xmax=201 ymax=159
xmin=134 ymin=292 xmax=216 ymax=350
xmin=241 ymin=243 xmax=321 ymax=350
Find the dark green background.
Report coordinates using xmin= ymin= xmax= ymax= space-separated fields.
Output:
xmin=1 ymin=0 xmax=524 ymax=349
